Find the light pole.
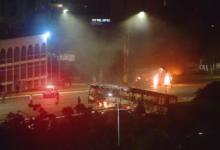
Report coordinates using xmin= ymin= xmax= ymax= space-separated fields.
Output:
xmin=44 ymin=32 xmax=51 ymax=85
xmin=115 ymin=73 xmax=120 ymax=146
xmin=123 ymin=11 xmax=147 ymax=86
xmin=162 ymin=67 xmax=168 ymax=94
xmin=50 ymin=52 xmax=53 ymax=83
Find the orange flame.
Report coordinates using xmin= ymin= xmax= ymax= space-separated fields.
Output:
xmin=152 ymin=74 xmax=159 ymax=88
xmin=163 ymin=73 xmax=171 ymax=86
xmin=103 ymin=102 xmax=108 ymax=108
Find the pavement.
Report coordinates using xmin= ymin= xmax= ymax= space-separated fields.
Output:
xmin=2 ymin=83 xmax=90 ymax=99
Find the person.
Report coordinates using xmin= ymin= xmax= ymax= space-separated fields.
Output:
xmin=1 ymin=91 xmax=6 ymax=103
xmin=16 ymin=83 xmax=19 ymax=95
xmin=55 ymin=90 xmax=59 ymax=105
xmin=77 ymin=96 xmax=81 ymax=104
xmin=29 ymin=94 xmax=33 ymax=105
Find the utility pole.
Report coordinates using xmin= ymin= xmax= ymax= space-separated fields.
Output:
xmin=115 ymin=73 xmax=120 ymax=146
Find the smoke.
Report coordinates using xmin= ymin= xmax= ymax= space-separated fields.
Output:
xmin=59 ymin=14 xmax=123 ymax=83
xmin=59 ymin=13 xmax=199 ymax=83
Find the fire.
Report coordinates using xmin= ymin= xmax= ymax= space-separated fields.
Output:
xmin=103 ymin=102 xmax=108 ymax=108
xmin=163 ymin=73 xmax=171 ymax=86
xmin=152 ymin=74 xmax=159 ymax=88
xmin=135 ymin=76 xmax=141 ymax=82
xmin=99 ymin=101 xmax=108 ymax=108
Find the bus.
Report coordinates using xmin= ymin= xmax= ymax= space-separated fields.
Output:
xmin=88 ymin=83 xmax=130 ymax=103
xmin=88 ymin=83 xmax=178 ymax=115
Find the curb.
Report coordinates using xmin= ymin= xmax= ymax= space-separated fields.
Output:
xmin=1 ymin=86 xmax=90 ymax=99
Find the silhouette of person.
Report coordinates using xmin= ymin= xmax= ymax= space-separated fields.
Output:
xmin=29 ymin=94 xmax=33 ymax=105
xmin=16 ymin=83 xmax=19 ymax=95
xmin=55 ymin=90 xmax=59 ymax=105
xmin=1 ymin=91 xmax=6 ymax=103
xmin=78 ymin=96 xmax=81 ymax=104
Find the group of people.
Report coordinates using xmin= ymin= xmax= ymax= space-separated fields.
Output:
xmin=29 ymin=90 xmax=60 ymax=105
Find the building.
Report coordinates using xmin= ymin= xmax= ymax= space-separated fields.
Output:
xmin=0 ymin=34 xmax=48 ymax=93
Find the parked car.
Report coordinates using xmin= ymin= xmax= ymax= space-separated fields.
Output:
xmin=43 ymin=86 xmax=55 ymax=98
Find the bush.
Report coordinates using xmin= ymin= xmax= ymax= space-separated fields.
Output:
xmin=62 ymin=106 xmax=73 ymax=116
xmin=74 ymin=104 xmax=86 ymax=114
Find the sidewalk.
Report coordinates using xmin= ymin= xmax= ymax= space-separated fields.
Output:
xmin=5 ymin=83 xmax=90 ymax=98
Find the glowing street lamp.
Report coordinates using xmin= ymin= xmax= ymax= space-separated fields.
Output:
xmin=137 ymin=11 xmax=146 ymax=18
xmin=63 ymin=9 xmax=68 ymax=14
xmin=123 ymin=11 xmax=148 ymax=85
xmin=44 ymin=32 xmax=51 ymax=38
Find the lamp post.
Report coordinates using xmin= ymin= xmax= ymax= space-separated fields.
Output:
xmin=123 ymin=11 xmax=147 ymax=86
xmin=50 ymin=52 xmax=53 ymax=83
xmin=162 ymin=67 xmax=168 ymax=94
xmin=115 ymin=73 xmax=120 ymax=146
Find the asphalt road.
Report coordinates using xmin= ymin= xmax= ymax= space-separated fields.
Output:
xmin=144 ymin=83 xmax=207 ymax=102
xmin=0 ymin=83 xmax=207 ymax=122
xmin=0 ymin=87 xmax=92 ymax=122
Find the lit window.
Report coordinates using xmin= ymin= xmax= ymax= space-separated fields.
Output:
xmin=97 ymin=19 xmax=101 ymax=22
xmin=92 ymin=19 xmax=96 ymax=22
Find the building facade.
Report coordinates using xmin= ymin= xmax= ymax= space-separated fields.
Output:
xmin=0 ymin=34 xmax=48 ymax=93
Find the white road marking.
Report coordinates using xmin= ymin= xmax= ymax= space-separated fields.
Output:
xmin=0 ymin=90 xmax=89 ymax=99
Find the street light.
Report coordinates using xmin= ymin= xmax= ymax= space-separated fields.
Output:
xmin=137 ymin=11 xmax=146 ymax=18
xmin=115 ymin=73 xmax=120 ymax=146
xmin=44 ymin=32 xmax=51 ymax=85
xmin=123 ymin=11 xmax=148 ymax=86
xmin=63 ymin=9 xmax=69 ymax=14
xmin=44 ymin=32 xmax=50 ymax=38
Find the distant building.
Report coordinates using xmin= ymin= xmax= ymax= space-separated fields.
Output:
xmin=0 ymin=34 xmax=48 ymax=93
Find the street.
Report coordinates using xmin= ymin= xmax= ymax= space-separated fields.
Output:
xmin=0 ymin=82 xmax=207 ymax=122
xmin=0 ymin=88 xmax=91 ymax=122
xmin=145 ymin=83 xmax=207 ymax=101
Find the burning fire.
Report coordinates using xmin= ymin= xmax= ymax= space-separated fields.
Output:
xmin=135 ymin=76 xmax=141 ymax=82
xmin=152 ymin=73 xmax=172 ymax=88
xmin=163 ymin=73 xmax=171 ymax=86
xmin=152 ymin=74 xmax=159 ymax=88
xmin=103 ymin=102 xmax=108 ymax=108
xmin=99 ymin=101 xmax=108 ymax=108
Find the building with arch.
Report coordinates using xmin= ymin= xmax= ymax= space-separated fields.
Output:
xmin=0 ymin=34 xmax=48 ymax=93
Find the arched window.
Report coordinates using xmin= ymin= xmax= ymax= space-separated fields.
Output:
xmin=41 ymin=43 xmax=46 ymax=58
xmin=14 ymin=47 xmax=20 ymax=62
xmin=0 ymin=49 xmax=6 ymax=64
xmin=28 ymin=45 xmax=33 ymax=60
xmin=7 ymin=48 xmax=13 ymax=63
xmin=21 ymin=46 xmax=27 ymax=61
xmin=34 ymin=44 xmax=40 ymax=59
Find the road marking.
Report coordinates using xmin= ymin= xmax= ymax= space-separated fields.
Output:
xmin=0 ymin=90 xmax=89 ymax=99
